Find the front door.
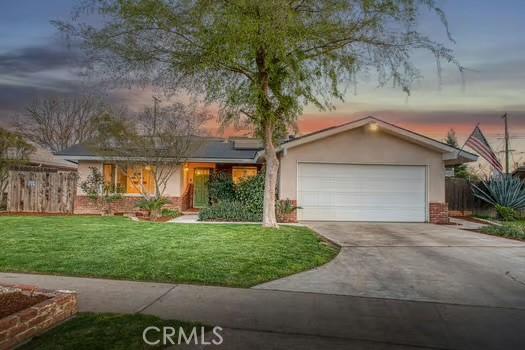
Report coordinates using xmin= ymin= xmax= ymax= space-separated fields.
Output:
xmin=193 ymin=168 xmax=210 ymax=208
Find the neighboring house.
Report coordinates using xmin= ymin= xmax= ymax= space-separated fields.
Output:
xmin=26 ymin=147 xmax=78 ymax=171
xmin=57 ymin=116 xmax=477 ymax=223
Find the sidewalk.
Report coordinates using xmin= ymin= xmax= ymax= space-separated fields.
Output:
xmin=449 ymin=217 xmax=490 ymax=230
xmin=1 ymin=272 xmax=524 ymax=349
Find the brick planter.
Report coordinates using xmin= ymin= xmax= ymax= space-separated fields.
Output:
xmin=74 ymin=195 xmax=181 ymax=215
xmin=0 ymin=284 xmax=78 ymax=350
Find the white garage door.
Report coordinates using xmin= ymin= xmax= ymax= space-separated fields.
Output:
xmin=297 ymin=163 xmax=426 ymax=222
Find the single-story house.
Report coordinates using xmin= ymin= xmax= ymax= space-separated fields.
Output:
xmin=57 ymin=116 xmax=478 ymax=223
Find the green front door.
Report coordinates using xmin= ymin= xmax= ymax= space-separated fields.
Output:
xmin=193 ymin=168 xmax=210 ymax=208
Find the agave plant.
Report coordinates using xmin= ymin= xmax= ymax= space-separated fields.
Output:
xmin=471 ymin=175 xmax=525 ymax=210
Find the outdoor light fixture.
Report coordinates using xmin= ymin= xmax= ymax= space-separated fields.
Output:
xmin=369 ymin=122 xmax=379 ymax=131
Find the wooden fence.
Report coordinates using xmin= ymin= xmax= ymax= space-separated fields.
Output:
xmin=445 ymin=178 xmax=500 ymax=217
xmin=7 ymin=169 xmax=77 ymax=213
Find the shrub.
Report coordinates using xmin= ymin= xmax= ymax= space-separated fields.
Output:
xmin=472 ymin=175 xmax=525 ymax=210
xmin=276 ymin=199 xmax=301 ymax=222
xmin=481 ymin=223 xmax=525 ymax=241
xmin=235 ymin=173 xmax=264 ymax=218
xmin=80 ymin=167 xmax=123 ymax=215
xmin=200 ymin=172 xmax=298 ymax=222
xmin=136 ymin=197 xmax=172 ymax=220
xmin=495 ymin=205 xmax=519 ymax=221
xmin=199 ymin=200 xmax=262 ymax=222
xmin=208 ymin=171 xmax=235 ymax=204
xmin=161 ymin=208 xmax=181 ymax=218
xmin=200 ymin=173 xmax=264 ymax=222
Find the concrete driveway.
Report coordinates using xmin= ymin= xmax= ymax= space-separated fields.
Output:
xmin=255 ymin=222 xmax=525 ymax=309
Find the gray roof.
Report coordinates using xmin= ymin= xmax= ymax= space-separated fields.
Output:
xmin=56 ymin=137 xmax=263 ymax=161
xmin=29 ymin=146 xmax=77 ymax=169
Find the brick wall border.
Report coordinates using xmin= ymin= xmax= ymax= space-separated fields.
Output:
xmin=0 ymin=284 xmax=78 ymax=350
xmin=74 ymin=195 xmax=181 ymax=215
xmin=429 ymin=202 xmax=449 ymax=224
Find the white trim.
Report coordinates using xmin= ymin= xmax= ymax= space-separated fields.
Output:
xmin=296 ymin=161 xmax=429 ymax=223
xmin=443 ymin=151 xmax=477 ymax=162
xmin=425 ymin=164 xmax=430 ymax=222
xmin=61 ymin=155 xmax=259 ymax=164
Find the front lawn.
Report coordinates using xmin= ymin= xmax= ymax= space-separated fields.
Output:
xmin=0 ymin=216 xmax=337 ymax=287
xmin=481 ymin=221 xmax=525 ymax=241
xmin=22 ymin=313 xmax=199 ymax=349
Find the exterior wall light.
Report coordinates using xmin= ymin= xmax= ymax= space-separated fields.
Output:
xmin=369 ymin=122 xmax=379 ymax=131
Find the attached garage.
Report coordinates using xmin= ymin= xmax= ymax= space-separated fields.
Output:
xmin=274 ymin=117 xmax=478 ymax=223
xmin=297 ymin=163 xmax=426 ymax=222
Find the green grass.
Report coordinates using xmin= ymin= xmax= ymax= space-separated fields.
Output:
xmin=481 ymin=220 xmax=525 ymax=241
xmin=0 ymin=216 xmax=337 ymax=287
xmin=22 ymin=313 xmax=199 ymax=349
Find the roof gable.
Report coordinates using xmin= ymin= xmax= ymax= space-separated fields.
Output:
xmin=268 ymin=116 xmax=477 ymax=163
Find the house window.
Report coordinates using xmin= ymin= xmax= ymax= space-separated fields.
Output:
xmin=102 ymin=164 xmax=156 ymax=195
xmin=232 ymin=167 xmax=258 ymax=184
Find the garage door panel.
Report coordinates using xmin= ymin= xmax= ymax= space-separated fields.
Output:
xmin=300 ymin=207 xmax=424 ymax=222
xmin=297 ymin=164 xmax=426 ymax=222
xmin=298 ymin=180 xmax=422 ymax=193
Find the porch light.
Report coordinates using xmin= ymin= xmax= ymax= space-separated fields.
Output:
xmin=369 ymin=122 xmax=379 ymax=131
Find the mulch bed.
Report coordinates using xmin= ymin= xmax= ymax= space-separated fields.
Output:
xmin=136 ymin=216 xmax=174 ymax=223
xmin=0 ymin=292 xmax=50 ymax=319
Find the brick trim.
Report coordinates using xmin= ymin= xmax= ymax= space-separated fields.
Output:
xmin=74 ymin=195 xmax=181 ymax=215
xmin=429 ymin=202 xmax=449 ymax=224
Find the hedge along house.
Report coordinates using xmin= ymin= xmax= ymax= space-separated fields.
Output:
xmin=57 ymin=117 xmax=477 ymax=223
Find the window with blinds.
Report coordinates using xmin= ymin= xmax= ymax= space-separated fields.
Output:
xmin=102 ymin=164 xmax=156 ymax=194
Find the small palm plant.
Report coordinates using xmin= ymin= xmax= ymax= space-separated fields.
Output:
xmin=136 ymin=197 xmax=172 ymax=220
xmin=472 ymin=175 xmax=525 ymax=220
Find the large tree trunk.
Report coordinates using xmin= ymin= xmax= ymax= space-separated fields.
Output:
xmin=262 ymin=121 xmax=279 ymax=228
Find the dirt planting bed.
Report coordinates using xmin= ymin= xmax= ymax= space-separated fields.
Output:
xmin=0 ymin=284 xmax=78 ymax=350
xmin=0 ymin=292 xmax=49 ymax=319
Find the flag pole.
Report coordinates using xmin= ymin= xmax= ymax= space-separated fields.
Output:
xmin=502 ymin=113 xmax=509 ymax=175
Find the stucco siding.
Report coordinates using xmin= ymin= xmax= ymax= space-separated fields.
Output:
xmin=279 ymin=126 xmax=446 ymax=203
xmin=77 ymin=161 xmax=103 ymax=195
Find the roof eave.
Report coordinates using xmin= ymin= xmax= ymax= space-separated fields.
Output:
xmin=257 ymin=116 xmax=478 ymax=160
xmin=58 ymin=155 xmax=259 ymax=164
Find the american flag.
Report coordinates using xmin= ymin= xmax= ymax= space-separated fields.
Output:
xmin=465 ymin=126 xmax=503 ymax=173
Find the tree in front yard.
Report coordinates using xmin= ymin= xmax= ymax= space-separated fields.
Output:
xmin=0 ymin=128 xmax=34 ymax=209
xmin=444 ymin=128 xmax=477 ymax=180
xmin=58 ymin=0 xmax=461 ymax=227
xmin=79 ymin=167 xmax=124 ymax=215
xmin=90 ymin=101 xmax=208 ymax=218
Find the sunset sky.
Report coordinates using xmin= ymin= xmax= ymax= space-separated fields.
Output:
xmin=1 ymin=0 xmax=524 ymax=165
